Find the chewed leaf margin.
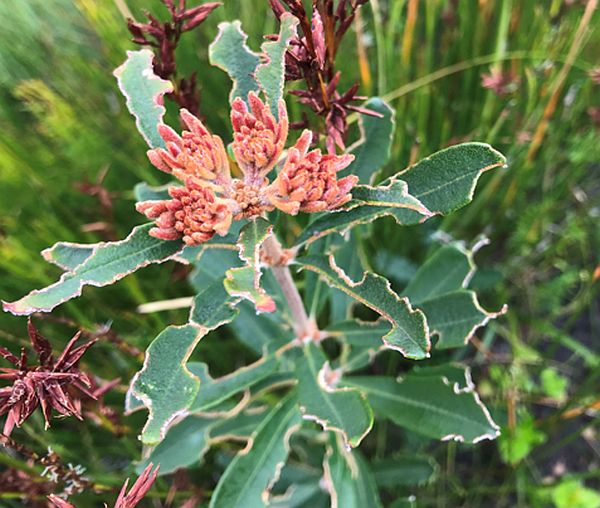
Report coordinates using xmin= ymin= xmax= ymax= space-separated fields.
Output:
xmin=3 ymin=224 xmax=183 ymax=316
xmin=297 ymin=255 xmax=431 ymax=360
xmin=209 ymin=20 xmax=260 ymax=106
xmin=255 ymin=13 xmax=299 ymax=118
xmin=113 ymin=49 xmax=173 ymax=149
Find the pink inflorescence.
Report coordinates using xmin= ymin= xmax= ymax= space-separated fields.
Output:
xmin=137 ymin=92 xmax=357 ymax=245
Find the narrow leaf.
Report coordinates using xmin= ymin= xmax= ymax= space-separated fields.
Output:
xmin=323 ymin=437 xmax=383 ymax=508
xmin=136 ymin=416 xmax=215 ymax=475
xmin=344 ymin=97 xmax=395 ymax=184
xmin=256 ymin=13 xmax=298 ymax=117
xmin=41 ymin=242 xmax=95 ymax=272
xmin=398 ymin=142 xmax=506 ymax=213
xmin=403 ymin=244 xmax=505 ymax=348
xmin=188 ymin=356 xmax=278 ymax=413
xmin=224 ymin=218 xmax=276 ymax=313
xmin=209 ymin=20 xmax=260 ymax=105
xmin=403 ymin=244 xmax=473 ymax=304
xmin=189 ymin=279 xmax=241 ymax=329
xmin=131 ymin=325 xmax=206 ymax=445
xmin=297 ymin=255 xmax=430 ymax=359
xmin=3 ymin=224 xmax=182 ymax=316
xmin=372 ymin=455 xmax=436 ymax=487
xmin=113 ymin=49 xmax=173 ymax=148
xmin=296 ymin=181 xmax=431 ymax=247
xmin=297 ymin=343 xmax=373 ymax=448
xmin=345 ymin=370 xmax=500 ymax=443
xmin=296 ymin=143 xmax=506 ymax=247
xmin=209 ymin=393 xmax=301 ymax=508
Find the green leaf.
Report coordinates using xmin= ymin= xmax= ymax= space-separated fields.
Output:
xmin=297 ymin=255 xmax=430 ymax=359
xmin=372 ymin=455 xmax=436 ymax=487
xmin=134 ymin=181 xmax=171 ymax=202
xmin=255 ymin=13 xmax=298 ymax=117
xmin=296 ymin=343 xmax=373 ymax=448
xmin=323 ymin=437 xmax=383 ymax=508
xmin=326 ymin=319 xmax=391 ymax=372
xmin=188 ymin=356 xmax=279 ymax=413
xmin=209 ymin=393 xmax=301 ymax=508
xmin=296 ymin=180 xmax=431 ymax=247
xmin=209 ymin=20 xmax=260 ymax=106
xmin=3 ymin=224 xmax=182 ymax=316
xmin=551 ymin=480 xmax=600 ymax=508
xmin=211 ymin=409 xmax=268 ymax=441
xmin=131 ymin=325 xmax=206 ymax=445
xmin=398 ymin=142 xmax=506 ymax=214
xmin=113 ymin=49 xmax=173 ymax=149
xmin=296 ymin=143 xmax=505 ymax=247
xmin=344 ymin=97 xmax=395 ymax=184
xmin=41 ymin=242 xmax=94 ymax=272
xmin=403 ymin=244 xmax=473 ymax=304
xmin=418 ymin=290 xmax=502 ymax=349
xmin=224 ymin=218 xmax=276 ymax=313
xmin=189 ymin=279 xmax=241 ymax=329
xmin=326 ymin=319 xmax=391 ymax=348
xmin=540 ymin=367 xmax=569 ymax=401
xmin=498 ymin=412 xmax=546 ymax=465
xmin=403 ymin=244 xmax=505 ymax=348
xmin=345 ymin=371 xmax=499 ymax=443
xmin=136 ymin=415 xmax=215 ymax=475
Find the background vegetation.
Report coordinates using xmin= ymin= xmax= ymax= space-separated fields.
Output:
xmin=0 ymin=0 xmax=598 ymax=506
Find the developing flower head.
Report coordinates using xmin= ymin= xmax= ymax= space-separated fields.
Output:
xmin=139 ymin=93 xmax=356 ymax=245
xmin=267 ymin=130 xmax=357 ymax=214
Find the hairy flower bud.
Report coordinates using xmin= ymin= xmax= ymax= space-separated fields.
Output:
xmin=268 ymin=130 xmax=357 ymax=214
xmin=136 ymin=179 xmax=233 ymax=246
xmin=147 ymin=109 xmax=230 ymax=187
xmin=231 ymin=92 xmax=288 ymax=182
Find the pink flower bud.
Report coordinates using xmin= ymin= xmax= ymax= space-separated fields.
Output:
xmin=267 ymin=130 xmax=357 ymax=214
xmin=231 ymin=92 xmax=288 ymax=183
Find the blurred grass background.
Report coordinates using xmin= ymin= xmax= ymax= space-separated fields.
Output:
xmin=0 ymin=0 xmax=599 ymax=506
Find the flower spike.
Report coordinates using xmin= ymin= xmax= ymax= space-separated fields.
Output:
xmin=267 ymin=130 xmax=357 ymax=214
xmin=136 ymin=178 xmax=233 ymax=246
xmin=231 ymin=91 xmax=288 ymax=183
xmin=147 ymin=109 xmax=231 ymax=186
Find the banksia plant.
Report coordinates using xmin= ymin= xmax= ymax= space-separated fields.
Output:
xmin=2 ymin=7 xmax=509 ymax=507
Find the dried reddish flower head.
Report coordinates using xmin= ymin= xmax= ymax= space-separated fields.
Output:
xmin=148 ymin=108 xmax=231 ymax=187
xmin=268 ymin=130 xmax=356 ymax=214
xmin=48 ymin=463 xmax=159 ymax=508
xmin=481 ymin=68 xmax=518 ymax=96
xmin=231 ymin=92 xmax=289 ymax=182
xmin=0 ymin=319 xmax=96 ymax=436
xmin=136 ymin=178 xmax=233 ymax=245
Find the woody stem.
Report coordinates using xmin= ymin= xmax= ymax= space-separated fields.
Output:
xmin=262 ymin=235 xmax=311 ymax=339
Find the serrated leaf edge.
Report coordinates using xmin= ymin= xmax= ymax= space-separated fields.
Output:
xmin=130 ymin=324 xmax=206 ymax=444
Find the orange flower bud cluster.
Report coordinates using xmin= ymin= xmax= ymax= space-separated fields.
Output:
xmin=137 ymin=92 xmax=356 ymax=246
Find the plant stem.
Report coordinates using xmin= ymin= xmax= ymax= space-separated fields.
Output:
xmin=262 ymin=235 xmax=311 ymax=339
